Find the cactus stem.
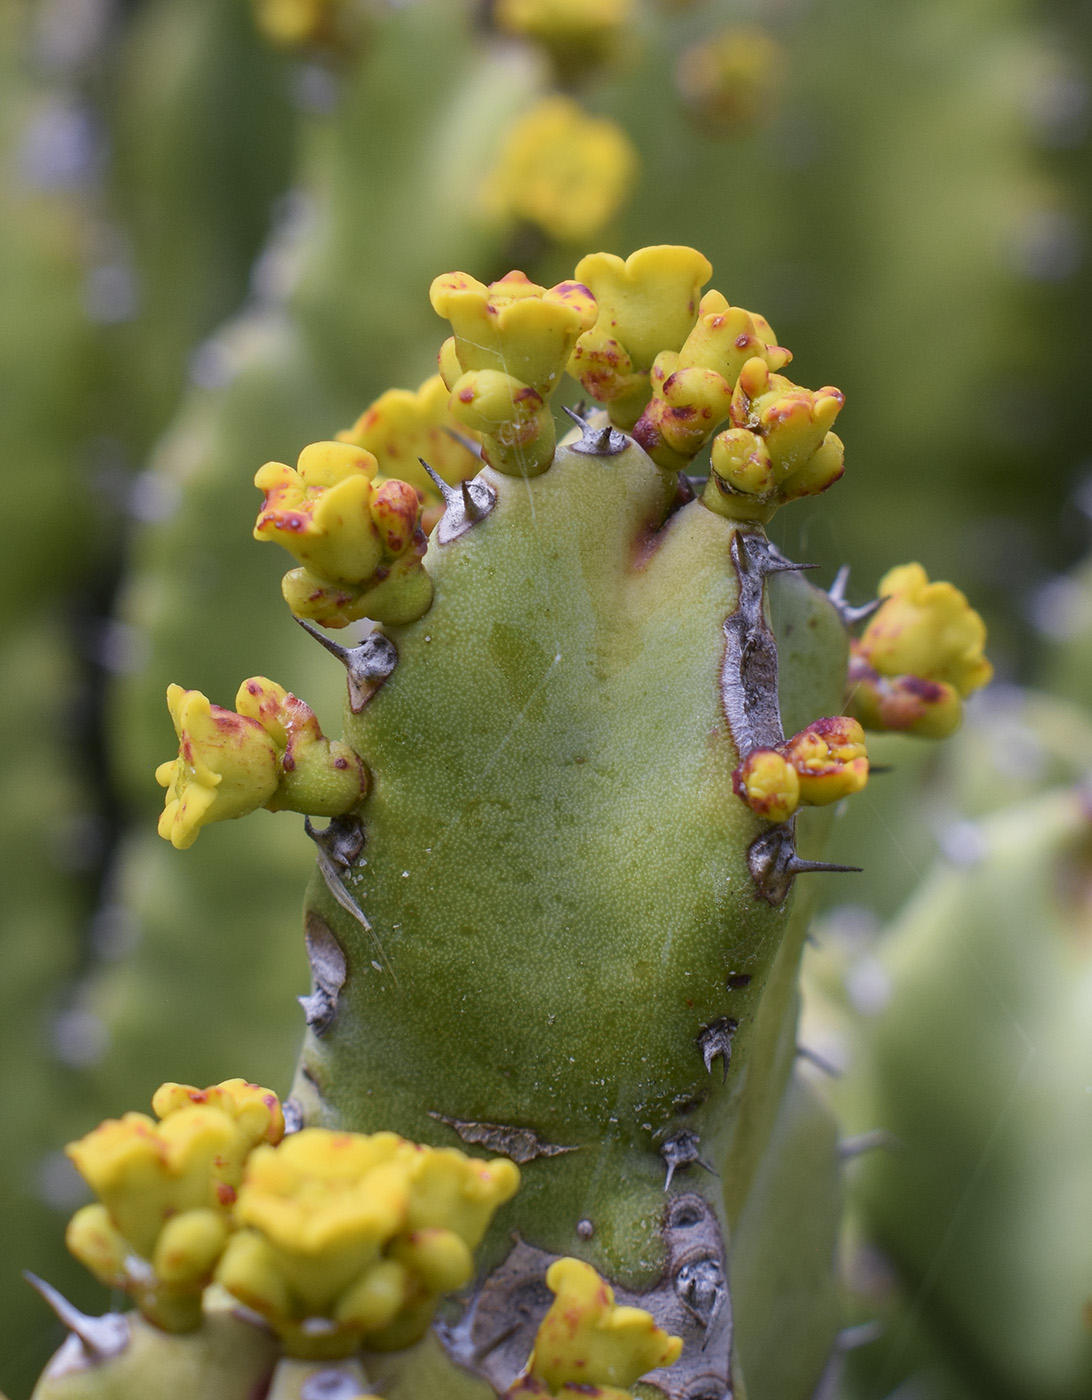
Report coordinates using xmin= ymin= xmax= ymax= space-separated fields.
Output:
xmin=827 ymin=564 xmax=883 ymax=626
xmin=697 ymin=1016 xmax=738 ymax=1082
xmin=796 ymin=1044 xmax=843 ymax=1078
xmin=658 ymin=1130 xmax=716 ymax=1191
xmin=427 ymin=1111 xmax=580 ymax=1164
xmin=418 ymin=457 xmax=497 ymax=543
xmin=23 ymin=1273 xmax=129 ymax=1361
xmin=294 ymin=618 xmax=398 ymax=712
xmin=838 ymin=1129 xmax=899 ymax=1160
xmin=561 ymin=405 xmax=629 ymax=456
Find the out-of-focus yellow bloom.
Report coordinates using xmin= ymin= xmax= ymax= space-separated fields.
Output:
xmin=337 ymin=375 xmax=481 ymax=531
xmin=254 ymin=440 xmax=432 ymax=627
xmin=155 ymin=685 xmax=280 ymax=850
xmin=733 ymin=717 xmax=869 ymax=824
xmin=216 ymin=1128 xmax=519 ymax=1360
xmin=431 ymin=267 xmax=597 ymax=476
xmin=65 ymin=1081 xmax=283 ymax=1332
xmin=482 ymin=98 xmax=638 ymax=246
xmin=512 ymin=1257 xmax=681 ymax=1395
xmin=568 ymin=245 xmax=711 ymax=428
xmin=675 ymin=26 xmax=784 ymax=134
xmin=156 ymin=679 xmax=368 ymax=849
xmin=251 ymin=0 xmax=360 ymax=51
xmin=846 ymin=564 xmax=992 ymax=739
xmin=494 ymin=0 xmax=633 ymax=75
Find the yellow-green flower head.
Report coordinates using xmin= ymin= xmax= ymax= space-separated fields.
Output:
xmin=568 ymin=246 xmax=712 ymax=427
xmin=254 ymin=441 xmax=432 ymax=627
xmin=846 ymin=564 xmax=992 ymax=739
xmin=674 ymin=26 xmax=784 ymax=134
xmin=518 ymin=1257 xmax=682 ymax=1394
xmin=481 ymin=97 xmax=639 ymax=246
xmin=337 ymin=374 xmax=482 ymax=528
xmin=431 ymin=268 xmax=597 ymax=398
xmin=216 ymin=1129 xmax=519 ymax=1360
xmin=632 ymin=356 xmax=733 ymax=472
xmin=729 ymin=357 xmax=844 ymax=474
xmin=733 ymin=716 xmax=869 ymax=823
xmin=64 ymin=1081 xmax=283 ymax=1331
xmin=156 ymin=685 xmax=280 ymax=850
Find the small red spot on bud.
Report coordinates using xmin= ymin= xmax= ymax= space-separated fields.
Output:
xmin=334 ymin=757 xmax=348 ymax=770
xmin=217 ymin=1183 xmax=237 ymax=1206
xmin=282 ymin=752 xmax=296 ymax=772
xmin=247 ymin=682 xmax=261 ymax=695
xmin=459 ymin=389 xmax=474 ymax=403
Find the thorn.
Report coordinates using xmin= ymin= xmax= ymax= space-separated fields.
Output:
xmin=785 ymin=856 xmax=863 ymax=876
xmin=24 ymin=1274 xmax=129 ymax=1360
xmin=441 ymin=425 xmax=484 ymax=460
xmin=304 ymin=817 xmax=397 ymax=983
xmin=796 ymin=1044 xmax=843 ymax=1078
xmin=674 ymin=1257 xmax=727 ymax=1339
xmin=867 ymin=764 xmax=894 ymax=776
xmin=659 ymin=1130 xmax=716 ymax=1191
xmin=839 ymin=1129 xmax=899 ymax=1160
xmin=697 ymin=1017 xmax=738 ymax=1083
xmin=828 ymin=566 xmax=883 ymax=626
xmin=738 ymin=533 xmax=816 ymax=575
xmin=563 ymin=406 xmax=628 ymax=456
xmin=419 ymin=457 xmax=496 ymax=543
xmin=295 ymin=618 xmax=398 ymax=712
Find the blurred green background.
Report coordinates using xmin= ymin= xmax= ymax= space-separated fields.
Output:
xmin=2 ymin=0 xmax=1090 ymax=1396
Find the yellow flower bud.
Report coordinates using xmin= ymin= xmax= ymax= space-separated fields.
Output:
xmin=404 ymin=1148 xmax=520 ymax=1249
xmin=780 ymin=716 xmax=869 ymax=806
xmin=251 ymin=0 xmax=362 ymax=51
xmin=632 ymin=356 xmax=734 ymax=471
xmin=677 ymin=290 xmax=792 ymax=384
xmin=153 ymin=1209 xmax=229 ymax=1285
xmin=481 ymin=97 xmax=639 ymax=245
xmin=447 ymin=369 xmax=555 ymax=477
xmin=732 ymin=748 xmax=800 ymax=823
xmin=156 ymin=685 xmax=280 ymax=850
xmin=524 ymin=1257 xmax=682 ymax=1392
xmin=431 ymin=269 xmax=597 ymax=398
xmin=569 ymin=246 xmax=712 ymax=427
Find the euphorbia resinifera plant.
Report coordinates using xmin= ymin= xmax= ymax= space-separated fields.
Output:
xmin=30 ymin=245 xmax=991 ymax=1400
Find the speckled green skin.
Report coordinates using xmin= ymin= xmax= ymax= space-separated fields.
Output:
xmin=291 ymin=434 xmax=849 ymax=1392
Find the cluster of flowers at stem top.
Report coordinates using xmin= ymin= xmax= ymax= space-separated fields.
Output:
xmin=57 ymin=1081 xmax=681 ymax=1396
xmin=154 ymin=244 xmax=992 ymax=849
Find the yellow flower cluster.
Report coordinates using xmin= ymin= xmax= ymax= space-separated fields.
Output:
xmin=156 ymin=678 xmax=368 ymax=850
xmin=674 ymin=26 xmax=784 ymax=134
xmin=846 ymin=564 xmax=993 ymax=739
xmin=733 ymin=716 xmax=869 ymax=825
xmin=482 ymin=97 xmax=638 ymax=246
xmin=216 ymin=1128 xmax=520 ymax=1359
xmin=431 ymin=269 xmax=596 ymax=477
xmin=506 ymin=1257 xmax=681 ymax=1398
xmin=337 ymin=375 xmax=482 ymax=534
xmin=65 ymin=1082 xmax=284 ymax=1332
xmin=254 ymin=440 xmax=434 ymax=628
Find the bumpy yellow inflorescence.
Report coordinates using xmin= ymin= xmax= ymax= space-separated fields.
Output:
xmin=631 ymin=288 xmax=796 ymax=473
xmin=65 ymin=1082 xmax=284 ymax=1332
xmin=733 ymin=716 xmax=869 ymax=824
xmin=699 ymin=357 xmax=844 ymax=520
xmin=494 ymin=0 xmax=633 ymax=74
xmin=506 ymin=1257 xmax=682 ymax=1398
xmin=337 ymin=375 xmax=482 ymax=534
xmin=254 ymin=440 xmax=433 ymax=627
xmin=846 ymin=564 xmax=993 ymax=739
xmin=156 ymin=679 xmax=368 ymax=849
xmin=567 ymin=246 xmax=712 ymax=429
xmin=216 ymin=1128 xmax=520 ymax=1359
xmin=432 ymin=270 xmax=597 ymax=477
xmin=674 ymin=26 xmax=784 ymax=133
xmin=481 ymin=97 xmax=639 ymax=246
